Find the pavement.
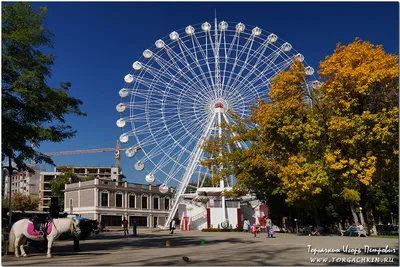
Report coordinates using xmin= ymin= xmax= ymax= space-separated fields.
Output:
xmin=1 ymin=230 xmax=399 ymax=266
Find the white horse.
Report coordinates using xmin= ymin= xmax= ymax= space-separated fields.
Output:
xmin=8 ymin=218 xmax=81 ymax=258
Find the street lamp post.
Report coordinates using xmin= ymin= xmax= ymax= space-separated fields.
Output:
xmin=390 ymin=212 xmax=394 ymax=225
xmin=294 ymin=218 xmax=298 ymax=233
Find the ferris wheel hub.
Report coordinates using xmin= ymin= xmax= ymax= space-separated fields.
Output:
xmin=209 ymin=99 xmax=229 ymax=114
xmin=214 ymin=102 xmax=224 ymax=108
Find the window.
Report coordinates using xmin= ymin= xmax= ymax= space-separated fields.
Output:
xmin=101 ymin=215 xmax=122 ymax=227
xmin=101 ymin=191 xmax=109 ymax=206
xmin=142 ymin=195 xmax=148 ymax=209
xmin=116 ymin=192 xmax=123 ymax=208
xmin=130 ymin=216 xmax=147 ymax=227
xmin=129 ymin=195 xmax=135 ymax=208
xmin=44 ymin=176 xmax=53 ymax=182
xmin=153 ymin=196 xmax=159 ymax=209
xmin=165 ymin=198 xmax=170 ymax=210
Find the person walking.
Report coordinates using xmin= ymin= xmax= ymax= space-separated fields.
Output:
xmin=252 ymin=223 xmax=257 ymax=238
xmin=169 ymin=219 xmax=176 ymax=234
xmin=265 ymin=217 xmax=272 ymax=238
xmin=122 ymin=218 xmax=129 ymax=236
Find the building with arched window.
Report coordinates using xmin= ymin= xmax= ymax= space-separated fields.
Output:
xmin=64 ymin=178 xmax=173 ymax=229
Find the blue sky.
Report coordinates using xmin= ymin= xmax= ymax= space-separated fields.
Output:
xmin=25 ymin=1 xmax=399 ymax=184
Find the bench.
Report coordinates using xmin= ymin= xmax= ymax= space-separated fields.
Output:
xmin=340 ymin=226 xmax=368 ymax=237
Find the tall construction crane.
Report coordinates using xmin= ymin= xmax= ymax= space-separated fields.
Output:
xmin=43 ymin=140 xmax=126 ymax=170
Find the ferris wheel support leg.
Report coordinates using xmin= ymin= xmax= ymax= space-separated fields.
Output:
xmin=164 ymin=114 xmax=217 ymax=229
xmin=217 ymin=109 xmax=227 ymax=222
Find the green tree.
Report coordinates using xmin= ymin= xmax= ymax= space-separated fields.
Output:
xmin=81 ymin=174 xmax=96 ymax=182
xmin=2 ymin=3 xmax=86 ymax=173
xmin=2 ymin=192 xmax=40 ymax=211
xmin=50 ymin=166 xmax=79 ymax=209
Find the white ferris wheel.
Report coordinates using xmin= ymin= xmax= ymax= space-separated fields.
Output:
xmin=116 ymin=19 xmax=319 ymax=227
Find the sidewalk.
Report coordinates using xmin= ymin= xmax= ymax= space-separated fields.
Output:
xmin=2 ymin=231 xmax=398 ymax=266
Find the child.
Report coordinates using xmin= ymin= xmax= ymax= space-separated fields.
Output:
xmin=252 ymin=223 xmax=257 ymax=238
xmin=269 ymin=227 xmax=275 ymax=238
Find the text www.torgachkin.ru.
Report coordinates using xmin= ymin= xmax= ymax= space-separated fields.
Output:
xmin=310 ymin=256 xmax=395 ymax=264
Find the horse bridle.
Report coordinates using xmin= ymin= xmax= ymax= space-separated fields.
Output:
xmin=71 ymin=219 xmax=82 ymax=237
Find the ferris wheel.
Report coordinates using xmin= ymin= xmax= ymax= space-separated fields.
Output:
xmin=116 ymin=20 xmax=318 ymax=227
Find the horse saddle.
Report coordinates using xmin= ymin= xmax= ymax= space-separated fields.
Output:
xmin=29 ymin=218 xmax=51 ymax=235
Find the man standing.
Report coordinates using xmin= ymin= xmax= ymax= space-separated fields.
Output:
xmin=169 ymin=219 xmax=176 ymax=234
xmin=122 ymin=218 xmax=129 ymax=236
xmin=265 ymin=217 xmax=272 ymax=238
xmin=132 ymin=220 xmax=137 ymax=236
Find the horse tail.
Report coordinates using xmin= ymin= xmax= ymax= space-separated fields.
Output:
xmin=8 ymin=225 xmax=15 ymax=253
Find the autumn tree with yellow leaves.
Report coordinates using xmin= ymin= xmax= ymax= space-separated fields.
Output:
xmin=201 ymin=39 xmax=398 ymax=229
xmin=318 ymin=39 xmax=398 ymax=230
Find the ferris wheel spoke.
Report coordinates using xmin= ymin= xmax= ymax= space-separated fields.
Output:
xmin=195 ymin=31 xmax=219 ymax=97
xmin=221 ymin=30 xmax=234 ymax=96
xmin=216 ymin=27 xmax=225 ymax=97
xmin=174 ymin=41 xmax=210 ymax=93
xmin=184 ymin=35 xmax=215 ymax=93
xmin=154 ymin=57 xmax=213 ymax=103
xmin=138 ymin=69 xmax=202 ymax=103
xmin=167 ymin=42 xmax=215 ymax=99
xmin=157 ymin=136 xmax=199 ymax=182
xmin=226 ymin=36 xmax=257 ymax=91
xmin=205 ymin=30 xmax=220 ymax=97
xmin=131 ymin=76 xmax=185 ymax=98
xmin=152 ymin=52 xmax=207 ymax=96
xmin=140 ymin=115 xmax=205 ymax=155
xmin=223 ymin=35 xmax=255 ymax=91
xmin=242 ymin=55 xmax=293 ymax=93
xmin=142 ymin=65 xmax=185 ymax=93
xmin=144 ymin=124 xmax=204 ymax=179
xmin=143 ymin=64 xmax=203 ymax=101
xmin=225 ymin=32 xmax=239 ymax=60
xmin=233 ymin=47 xmax=286 ymax=94
xmin=223 ymin=43 xmax=273 ymax=100
xmin=170 ymin=112 xmax=215 ymax=185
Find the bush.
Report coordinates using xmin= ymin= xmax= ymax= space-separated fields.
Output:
xmin=202 ymin=228 xmax=243 ymax=232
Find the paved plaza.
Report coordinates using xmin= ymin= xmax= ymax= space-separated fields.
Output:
xmin=2 ymin=230 xmax=399 ymax=266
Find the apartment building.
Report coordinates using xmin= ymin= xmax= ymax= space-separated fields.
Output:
xmin=39 ymin=166 xmax=120 ymax=212
xmin=3 ymin=166 xmax=41 ymax=199
xmin=64 ymin=178 xmax=174 ymax=228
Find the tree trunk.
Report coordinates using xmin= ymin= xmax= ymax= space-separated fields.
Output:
xmin=365 ymin=206 xmax=378 ymax=236
xmin=350 ymin=204 xmax=359 ymax=223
